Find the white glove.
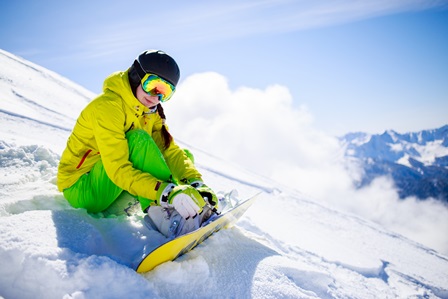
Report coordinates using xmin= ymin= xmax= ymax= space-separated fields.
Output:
xmin=170 ymin=193 xmax=201 ymax=219
xmin=159 ymin=184 xmax=206 ymax=219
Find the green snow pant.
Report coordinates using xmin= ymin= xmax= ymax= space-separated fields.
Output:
xmin=63 ymin=129 xmax=172 ymax=213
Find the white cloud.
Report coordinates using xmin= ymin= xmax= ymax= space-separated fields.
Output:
xmin=166 ymin=72 xmax=355 ymax=197
xmin=167 ymin=72 xmax=329 ymax=174
xmin=165 ymin=72 xmax=448 ymax=255
xmin=338 ymin=177 xmax=448 ymax=254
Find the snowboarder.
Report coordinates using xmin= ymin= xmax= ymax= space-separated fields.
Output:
xmin=57 ymin=50 xmax=218 ymax=237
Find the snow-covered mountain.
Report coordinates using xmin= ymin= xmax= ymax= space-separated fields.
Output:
xmin=342 ymin=126 xmax=448 ymax=202
xmin=1 ymin=49 xmax=448 ymax=299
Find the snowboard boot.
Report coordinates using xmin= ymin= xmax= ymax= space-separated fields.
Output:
xmin=144 ymin=205 xmax=213 ymax=239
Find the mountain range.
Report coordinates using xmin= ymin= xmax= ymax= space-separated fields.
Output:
xmin=341 ymin=125 xmax=448 ymax=202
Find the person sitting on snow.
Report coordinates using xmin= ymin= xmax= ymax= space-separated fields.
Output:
xmin=57 ymin=50 xmax=218 ymax=237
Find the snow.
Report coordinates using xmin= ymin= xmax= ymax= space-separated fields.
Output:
xmin=391 ymin=139 xmax=448 ymax=167
xmin=415 ymin=140 xmax=448 ymax=166
xmin=1 ymin=49 xmax=448 ymax=299
xmin=344 ymin=126 xmax=448 ymax=167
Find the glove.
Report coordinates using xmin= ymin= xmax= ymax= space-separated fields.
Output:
xmin=189 ymin=180 xmax=219 ymax=213
xmin=157 ymin=183 xmax=206 ymax=219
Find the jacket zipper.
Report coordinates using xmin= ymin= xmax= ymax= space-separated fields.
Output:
xmin=125 ymin=122 xmax=135 ymax=133
xmin=76 ymin=149 xmax=92 ymax=169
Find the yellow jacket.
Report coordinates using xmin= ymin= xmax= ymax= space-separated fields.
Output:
xmin=57 ymin=70 xmax=202 ymax=201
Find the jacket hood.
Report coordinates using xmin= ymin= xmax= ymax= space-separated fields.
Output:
xmin=102 ymin=71 xmax=151 ymax=114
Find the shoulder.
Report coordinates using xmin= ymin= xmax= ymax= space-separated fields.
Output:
xmin=87 ymin=91 xmax=123 ymax=112
xmin=77 ymin=93 xmax=125 ymax=131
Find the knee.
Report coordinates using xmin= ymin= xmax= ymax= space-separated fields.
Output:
xmin=126 ymin=129 xmax=156 ymax=149
xmin=126 ymin=129 xmax=151 ymax=142
xmin=183 ymin=148 xmax=195 ymax=164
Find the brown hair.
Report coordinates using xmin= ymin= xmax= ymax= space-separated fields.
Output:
xmin=157 ymin=103 xmax=173 ymax=150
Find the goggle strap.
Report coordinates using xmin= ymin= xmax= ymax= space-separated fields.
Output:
xmin=133 ymin=59 xmax=146 ymax=80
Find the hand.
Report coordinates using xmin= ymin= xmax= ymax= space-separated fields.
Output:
xmin=159 ymin=184 xmax=206 ymax=219
xmin=189 ymin=181 xmax=219 ymax=212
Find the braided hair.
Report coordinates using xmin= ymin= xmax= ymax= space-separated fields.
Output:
xmin=156 ymin=103 xmax=173 ymax=150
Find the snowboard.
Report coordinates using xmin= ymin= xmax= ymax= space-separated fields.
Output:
xmin=136 ymin=193 xmax=259 ymax=273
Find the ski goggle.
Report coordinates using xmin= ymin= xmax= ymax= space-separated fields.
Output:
xmin=141 ymin=73 xmax=176 ymax=103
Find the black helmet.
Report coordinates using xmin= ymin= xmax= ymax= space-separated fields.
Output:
xmin=128 ymin=50 xmax=180 ymax=91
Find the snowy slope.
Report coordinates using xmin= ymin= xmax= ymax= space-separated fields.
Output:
xmin=0 ymin=49 xmax=94 ymax=153
xmin=1 ymin=49 xmax=448 ymax=299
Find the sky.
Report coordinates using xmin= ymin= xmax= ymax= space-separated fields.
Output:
xmin=1 ymin=0 xmax=448 ymax=135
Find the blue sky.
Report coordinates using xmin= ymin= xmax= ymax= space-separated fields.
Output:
xmin=1 ymin=0 xmax=447 ymax=135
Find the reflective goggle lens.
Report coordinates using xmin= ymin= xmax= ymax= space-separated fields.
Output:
xmin=141 ymin=74 xmax=175 ymax=102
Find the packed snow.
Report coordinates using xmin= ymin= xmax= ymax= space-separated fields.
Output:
xmin=1 ymin=49 xmax=448 ymax=298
